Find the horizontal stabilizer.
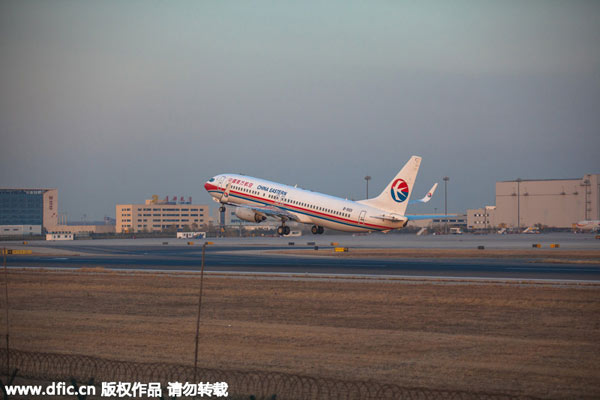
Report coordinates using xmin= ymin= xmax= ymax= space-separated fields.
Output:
xmin=371 ymin=214 xmax=407 ymax=222
xmin=406 ymin=214 xmax=452 ymax=221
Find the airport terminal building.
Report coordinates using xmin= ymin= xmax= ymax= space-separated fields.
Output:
xmin=116 ymin=197 xmax=210 ymax=233
xmin=1 ymin=188 xmax=115 ymax=236
xmin=468 ymin=174 xmax=599 ymax=230
xmin=0 ymin=188 xmax=58 ymax=235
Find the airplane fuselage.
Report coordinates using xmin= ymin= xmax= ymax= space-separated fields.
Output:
xmin=575 ymin=220 xmax=600 ymax=232
xmin=204 ymin=174 xmax=407 ymax=233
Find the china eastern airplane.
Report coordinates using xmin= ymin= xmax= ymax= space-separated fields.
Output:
xmin=204 ymin=155 xmax=441 ymax=235
xmin=575 ymin=220 xmax=600 ymax=232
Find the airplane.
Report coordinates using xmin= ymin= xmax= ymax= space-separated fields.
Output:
xmin=574 ymin=220 xmax=600 ymax=232
xmin=204 ymin=156 xmax=442 ymax=235
xmin=410 ymin=183 xmax=437 ymax=205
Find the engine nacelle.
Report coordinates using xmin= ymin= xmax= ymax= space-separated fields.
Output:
xmin=235 ymin=208 xmax=267 ymax=223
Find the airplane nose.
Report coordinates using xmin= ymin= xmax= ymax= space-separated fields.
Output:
xmin=204 ymin=178 xmax=218 ymax=191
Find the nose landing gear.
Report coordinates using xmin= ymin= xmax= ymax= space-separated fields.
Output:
xmin=218 ymin=206 xmax=226 ymax=237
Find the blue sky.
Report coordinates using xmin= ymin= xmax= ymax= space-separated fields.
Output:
xmin=1 ymin=1 xmax=599 ymax=220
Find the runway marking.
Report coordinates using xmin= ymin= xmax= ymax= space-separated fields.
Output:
xmin=6 ymin=266 xmax=600 ymax=286
xmin=506 ymin=267 xmax=597 ymax=272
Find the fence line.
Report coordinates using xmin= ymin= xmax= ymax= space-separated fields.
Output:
xmin=0 ymin=349 xmax=539 ymax=399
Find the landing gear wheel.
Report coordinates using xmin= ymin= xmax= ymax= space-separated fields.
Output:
xmin=311 ymin=225 xmax=319 ymax=235
xmin=283 ymin=226 xmax=290 ymax=235
xmin=318 ymin=226 xmax=324 ymax=234
xmin=277 ymin=226 xmax=284 ymax=236
xmin=219 ymin=206 xmax=226 ymax=212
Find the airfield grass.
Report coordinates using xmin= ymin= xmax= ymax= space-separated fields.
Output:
xmin=4 ymin=269 xmax=600 ymax=399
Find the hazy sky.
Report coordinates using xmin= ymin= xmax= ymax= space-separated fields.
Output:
xmin=1 ymin=1 xmax=599 ymax=221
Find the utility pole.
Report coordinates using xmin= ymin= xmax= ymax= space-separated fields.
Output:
xmin=364 ymin=176 xmax=371 ymax=199
xmin=443 ymin=177 xmax=449 ymax=234
xmin=3 ymin=248 xmax=9 ymax=376
xmin=516 ymin=178 xmax=522 ymax=232
xmin=194 ymin=242 xmax=208 ymax=382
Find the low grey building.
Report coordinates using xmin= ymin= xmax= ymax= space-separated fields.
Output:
xmin=468 ymin=174 xmax=599 ymax=230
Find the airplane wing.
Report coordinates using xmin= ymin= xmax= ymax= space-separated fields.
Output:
xmin=235 ymin=203 xmax=300 ymax=222
xmin=409 ymin=183 xmax=438 ymax=204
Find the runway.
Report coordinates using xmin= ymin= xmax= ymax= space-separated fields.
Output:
xmin=3 ymin=233 xmax=600 ymax=281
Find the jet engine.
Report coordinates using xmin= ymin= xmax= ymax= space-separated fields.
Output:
xmin=235 ymin=208 xmax=267 ymax=223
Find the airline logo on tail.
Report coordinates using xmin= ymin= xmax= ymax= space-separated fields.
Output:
xmin=390 ymin=179 xmax=409 ymax=202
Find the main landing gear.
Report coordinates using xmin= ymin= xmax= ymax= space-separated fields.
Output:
xmin=277 ymin=225 xmax=291 ymax=236
xmin=311 ymin=225 xmax=324 ymax=235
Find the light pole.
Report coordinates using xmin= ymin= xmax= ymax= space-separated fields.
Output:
xmin=582 ymin=178 xmax=590 ymax=220
xmin=443 ymin=176 xmax=449 ymax=234
xmin=516 ymin=178 xmax=522 ymax=232
xmin=364 ymin=176 xmax=371 ymax=199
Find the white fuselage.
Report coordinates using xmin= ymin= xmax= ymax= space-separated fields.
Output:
xmin=204 ymin=174 xmax=407 ymax=232
xmin=575 ymin=220 xmax=600 ymax=231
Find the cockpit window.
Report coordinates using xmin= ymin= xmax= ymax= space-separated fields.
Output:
xmin=209 ymin=178 xmax=215 ymax=182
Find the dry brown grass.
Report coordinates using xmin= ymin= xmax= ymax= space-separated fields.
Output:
xmin=3 ymin=269 xmax=600 ymax=399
